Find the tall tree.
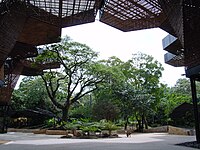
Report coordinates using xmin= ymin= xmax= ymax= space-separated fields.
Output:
xmin=36 ymin=36 xmax=107 ymax=121
xmin=90 ymin=57 xmax=125 ymax=121
xmin=129 ymin=52 xmax=164 ymax=130
xmin=112 ymin=52 xmax=164 ymax=130
xmin=96 ymin=57 xmax=131 ymax=123
xmin=93 ymin=53 xmax=164 ymax=130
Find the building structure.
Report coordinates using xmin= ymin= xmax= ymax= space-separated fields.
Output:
xmin=0 ymin=0 xmax=200 ymax=142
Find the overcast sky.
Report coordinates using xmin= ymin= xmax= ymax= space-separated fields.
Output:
xmin=62 ymin=20 xmax=186 ymax=87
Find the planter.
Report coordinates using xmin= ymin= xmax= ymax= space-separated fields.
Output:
xmin=46 ymin=130 xmax=68 ymax=135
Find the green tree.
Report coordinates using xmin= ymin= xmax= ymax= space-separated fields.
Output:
xmin=92 ymin=53 xmax=164 ymax=131
xmin=128 ymin=52 xmax=164 ymax=130
xmin=93 ymin=57 xmax=128 ymax=123
xmin=36 ymin=36 xmax=107 ymax=121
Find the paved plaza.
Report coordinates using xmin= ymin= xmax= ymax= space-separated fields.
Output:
xmin=0 ymin=132 xmax=197 ymax=150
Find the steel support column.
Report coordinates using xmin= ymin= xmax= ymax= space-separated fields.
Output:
xmin=190 ymin=78 xmax=200 ymax=143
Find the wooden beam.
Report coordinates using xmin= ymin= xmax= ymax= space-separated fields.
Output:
xmin=105 ymin=2 xmax=143 ymax=20
xmin=72 ymin=0 xmax=76 ymax=15
xmin=59 ymin=0 xmax=63 ymax=27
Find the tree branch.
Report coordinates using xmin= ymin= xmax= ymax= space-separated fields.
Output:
xmin=41 ymin=74 xmax=63 ymax=109
xmin=71 ymin=86 xmax=98 ymax=104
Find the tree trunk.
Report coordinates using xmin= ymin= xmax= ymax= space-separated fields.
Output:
xmin=144 ymin=116 xmax=148 ymax=129
xmin=124 ymin=116 xmax=129 ymax=130
xmin=141 ymin=114 xmax=144 ymax=132
xmin=62 ymin=106 xmax=70 ymax=122
xmin=136 ymin=115 xmax=142 ymax=132
xmin=109 ymin=130 xmax=112 ymax=136
xmin=136 ymin=119 xmax=142 ymax=132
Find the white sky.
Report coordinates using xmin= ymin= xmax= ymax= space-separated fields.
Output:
xmin=62 ymin=20 xmax=186 ymax=87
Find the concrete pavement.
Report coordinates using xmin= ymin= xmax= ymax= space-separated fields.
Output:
xmin=0 ymin=132 xmax=197 ymax=150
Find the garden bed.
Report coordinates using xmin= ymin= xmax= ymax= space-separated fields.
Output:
xmin=60 ymin=133 xmax=119 ymax=139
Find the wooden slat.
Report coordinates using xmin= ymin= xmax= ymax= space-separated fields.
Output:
xmin=129 ymin=0 xmax=158 ymax=17
xmin=183 ymin=1 xmax=200 ymax=68
xmin=100 ymin=0 xmax=164 ymax=32
xmin=159 ymin=0 xmax=184 ymax=46
xmin=18 ymin=17 xmax=61 ymax=45
xmin=0 ymin=4 xmax=27 ymax=66
xmin=62 ymin=9 xmax=96 ymax=27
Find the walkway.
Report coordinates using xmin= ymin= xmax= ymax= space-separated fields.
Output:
xmin=0 ymin=132 xmax=197 ymax=150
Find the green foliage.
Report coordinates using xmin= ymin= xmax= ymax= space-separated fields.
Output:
xmin=64 ymin=119 xmax=82 ymax=130
xmin=99 ymin=120 xmax=119 ymax=136
xmin=45 ymin=118 xmax=57 ymax=127
xmin=100 ymin=120 xmax=118 ymax=130
xmin=92 ymin=97 xmax=120 ymax=121
xmin=69 ymin=94 xmax=93 ymax=119
xmin=11 ymin=92 xmax=25 ymax=110
xmin=80 ymin=125 xmax=100 ymax=134
xmin=12 ymin=76 xmax=54 ymax=111
xmin=93 ymin=52 xmax=164 ymax=130
xmin=80 ymin=121 xmax=102 ymax=135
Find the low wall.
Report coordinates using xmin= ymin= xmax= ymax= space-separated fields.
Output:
xmin=168 ymin=126 xmax=195 ymax=136
xmin=8 ymin=128 xmax=67 ymax=135
xmin=8 ymin=128 xmax=38 ymax=133
xmin=144 ymin=126 xmax=168 ymax=133
xmin=32 ymin=129 xmax=46 ymax=134
xmin=143 ymin=126 xmax=195 ymax=136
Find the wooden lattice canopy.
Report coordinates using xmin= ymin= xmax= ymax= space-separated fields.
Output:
xmin=100 ymin=0 xmax=165 ymax=32
xmin=0 ymin=0 xmax=200 ymax=84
